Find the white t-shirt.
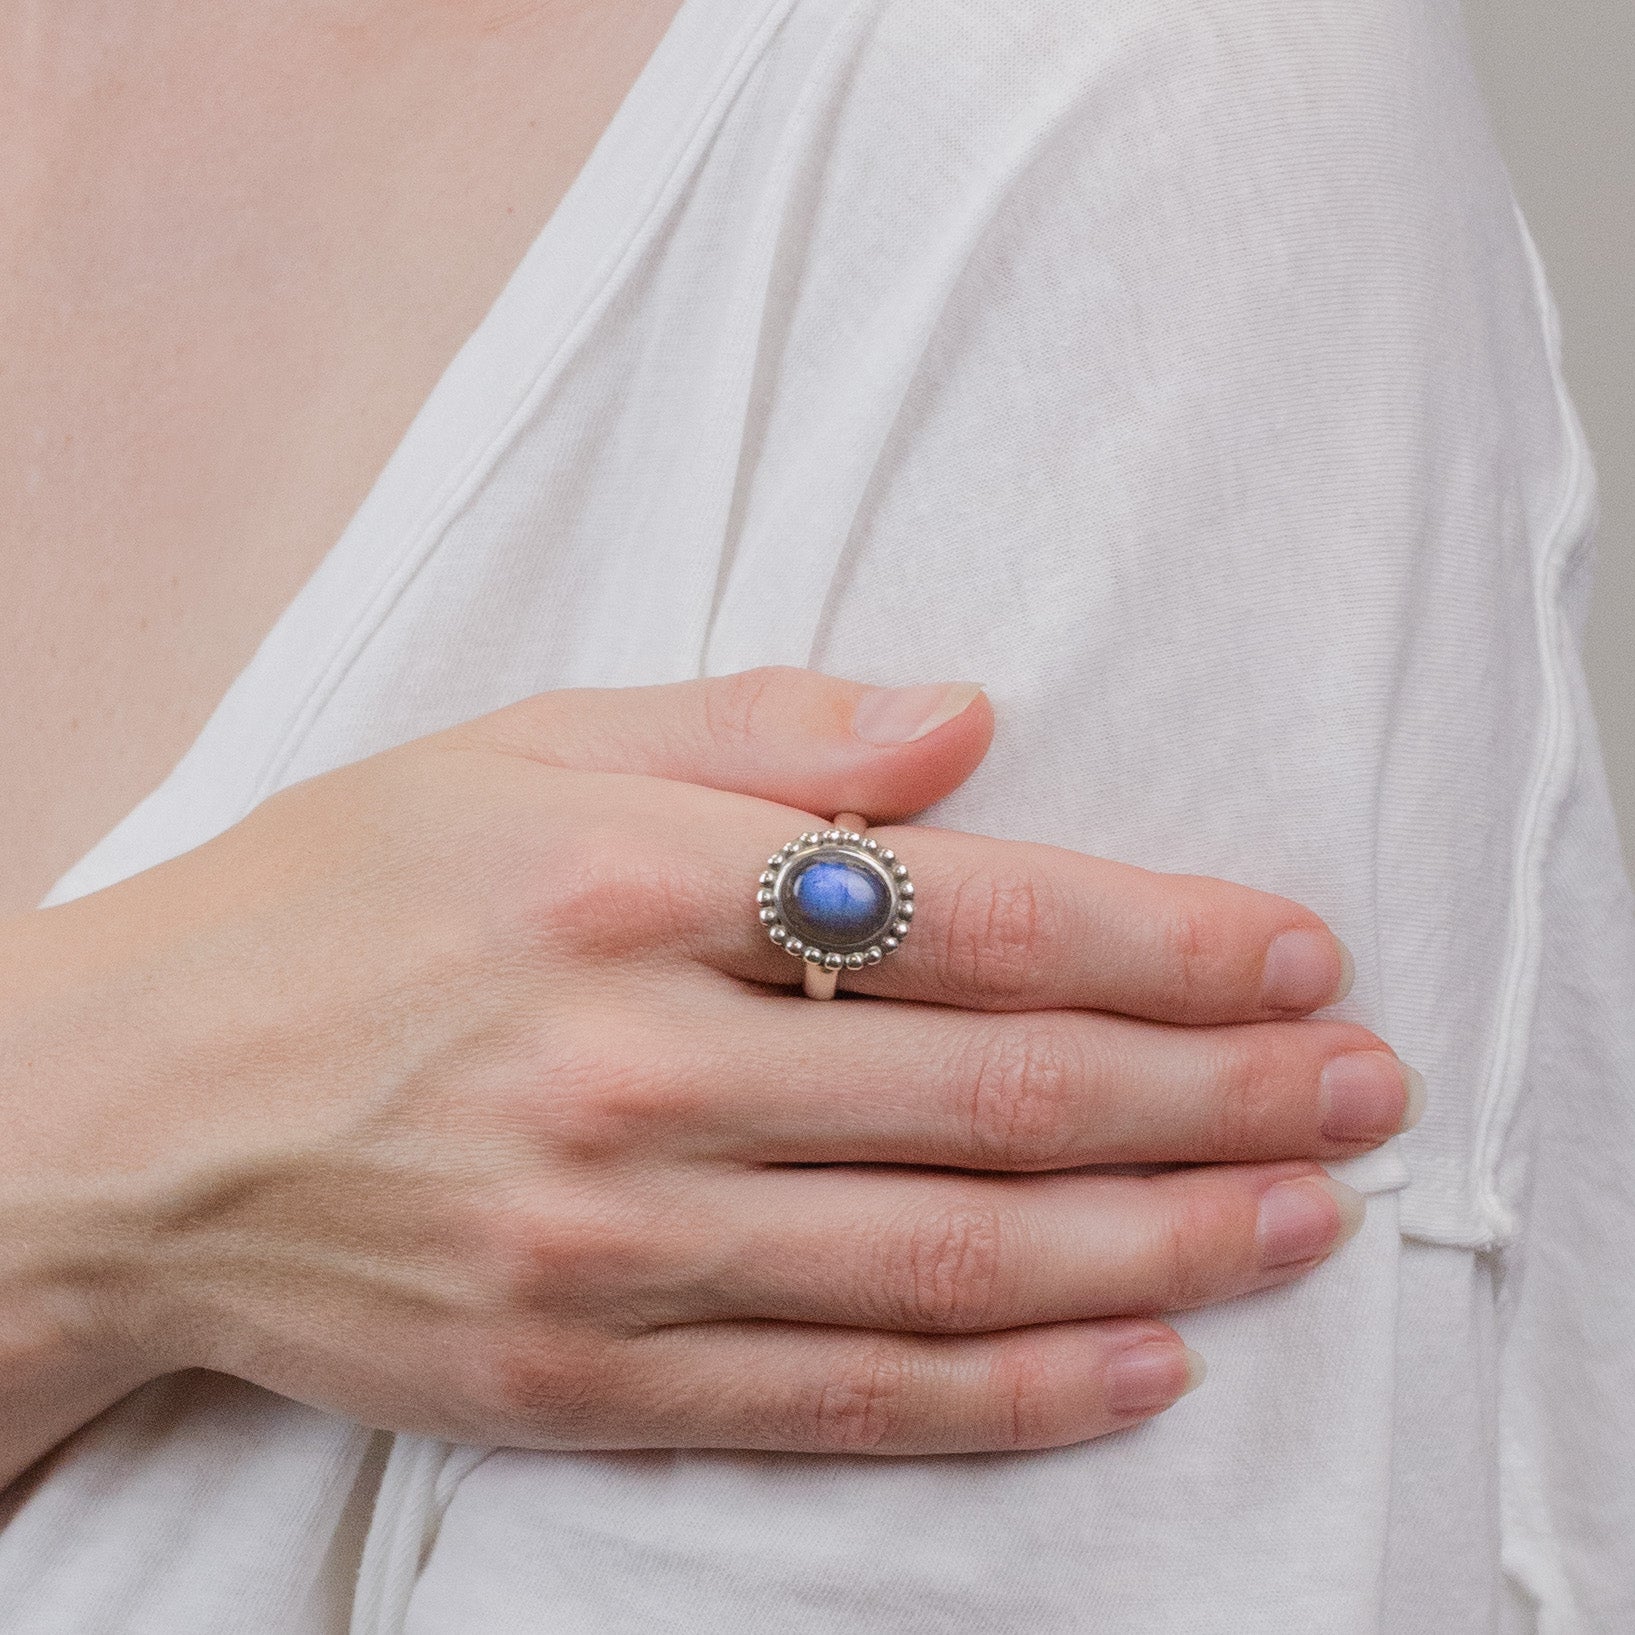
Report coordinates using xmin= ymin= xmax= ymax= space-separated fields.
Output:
xmin=3 ymin=0 xmax=1631 ymax=1629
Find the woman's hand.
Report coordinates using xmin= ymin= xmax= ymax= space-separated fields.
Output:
xmin=0 ymin=668 xmax=1416 ymax=1475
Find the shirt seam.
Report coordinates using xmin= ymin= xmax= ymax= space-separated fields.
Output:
xmin=1456 ymin=199 xmax=1599 ymax=1253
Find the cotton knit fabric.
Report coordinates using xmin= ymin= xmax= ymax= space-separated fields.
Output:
xmin=2 ymin=0 xmax=1630 ymax=1629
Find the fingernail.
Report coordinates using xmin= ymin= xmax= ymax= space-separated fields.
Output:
xmin=1334 ymin=939 xmax=1355 ymax=1001
xmin=1256 ymin=1175 xmax=1365 ymax=1268
xmin=1260 ymin=928 xmax=1351 ymax=1011
xmin=1401 ymin=1063 xmax=1426 ymax=1128
xmin=1319 ymin=1051 xmax=1423 ymax=1141
xmin=852 ymin=682 xmax=985 ymax=745
xmin=1105 ymin=1340 xmax=1207 ymax=1416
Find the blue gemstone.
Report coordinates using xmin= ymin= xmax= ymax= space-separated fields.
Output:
xmin=786 ymin=855 xmax=892 ymax=945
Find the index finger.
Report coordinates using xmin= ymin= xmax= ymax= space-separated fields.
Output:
xmin=694 ymin=819 xmax=1353 ymax=1024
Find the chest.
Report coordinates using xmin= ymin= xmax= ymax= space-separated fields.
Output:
xmin=0 ymin=3 xmax=680 ymax=917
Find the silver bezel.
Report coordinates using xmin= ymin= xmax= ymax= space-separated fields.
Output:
xmin=756 ymin=829 xmax=915 ymax=972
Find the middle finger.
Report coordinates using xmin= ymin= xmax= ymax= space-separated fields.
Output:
xmin=684 ymin=991 xmax=1421 ymax=1169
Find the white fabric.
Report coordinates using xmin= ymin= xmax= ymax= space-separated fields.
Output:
xmin=3 ymin=0 xmax=1631 ymax=1628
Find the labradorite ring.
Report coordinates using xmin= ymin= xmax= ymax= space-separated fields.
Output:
xmin=756 ymin=812 xmax=914 ymax=999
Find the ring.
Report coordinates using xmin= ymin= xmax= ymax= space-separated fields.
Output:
xmin=756 ymin=812 xmax=914 ymax=999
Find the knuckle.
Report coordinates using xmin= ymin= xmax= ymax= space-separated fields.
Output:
xmin=989 ymin=1343 xmax=1068 ymax=1449
xmin=939 ymin=870 xmax=1054 ymax=999
xmin=960 ymin=1023 xmax=1083 ymax=1167
xmin=517 ymin=829 xmax=687 ymax=961
xmin=478 ymin=1330 xmax=619 ymax=1440
xmin=1150 ymin=1186 xmax=1232 ymax=1311
xmin=799 ymin=1348 xmax=913 ymax=1452
xmin=1155 ymin=890 xmax=1234 ymax=1013
xmin=476 ymin=1173 xmax=687 ymax=1326
xmin=1203 ymin=1034 xmax=1288 ymax=1152
xmin=530 ymin=1022 xmax=700 ymax=1163
xmin=480 ymin=1198 xmax=647 ymax=1315
xmin=882 ymin=1204 xmax=1007 ymax=1330
xmin=701 ymin=666 xmax=793 ymax=754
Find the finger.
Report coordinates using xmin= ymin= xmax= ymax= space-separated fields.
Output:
xmin=448 ymin=665 xmax=995 ymax=824
xmin=603 ymin=1315 xmax=1205 ymax=1454
xmin=674 ymin=803 xmax=1354 ymax=1022
xmin=686 ymin=995 xmax=1421 ymax=1167
xmin=648 ymin=1162 xmax=1364 ymax=1336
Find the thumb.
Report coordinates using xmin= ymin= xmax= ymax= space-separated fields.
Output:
xmin=456 ymin=666 xmax=993 ymax=823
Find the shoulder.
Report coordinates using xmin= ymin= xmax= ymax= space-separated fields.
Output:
xmin=777 ymin=0 xmax=1496 ymax=187
xmin=767 ymin=0 xmax=1526 ymax=321
xmin=747 ymin=0 xmax=1526 ymax=318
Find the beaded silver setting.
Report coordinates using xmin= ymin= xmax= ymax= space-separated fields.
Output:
xmin=757 ymin=828 xmax=915 ymax=974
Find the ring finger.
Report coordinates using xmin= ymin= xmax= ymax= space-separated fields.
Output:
xmin=640 ymin=1160 xmax=1365 ymax=1335
xmin=642 ymin=786 xmax=1353 ymax=1025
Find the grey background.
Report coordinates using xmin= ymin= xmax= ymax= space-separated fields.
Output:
xmin=1463 ymin=0 xmax=1634 ymax=873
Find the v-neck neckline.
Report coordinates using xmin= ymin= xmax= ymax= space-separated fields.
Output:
xmin=41 ymin=0 xmax=796 ymax=911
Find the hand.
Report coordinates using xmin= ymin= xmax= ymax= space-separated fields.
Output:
xmin=0 ymin=668 xmax=1414 ymax=1470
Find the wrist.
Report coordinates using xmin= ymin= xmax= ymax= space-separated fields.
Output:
xmin=0 ymin=904 xmax=169 ymax=1476
xmin=0 ymin=1159 xmax=163 ymax=1486
xmin=0 ymin=1194 xmax=160 ymax=1481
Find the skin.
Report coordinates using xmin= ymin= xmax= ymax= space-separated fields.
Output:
xmin=0 ymin=8 xmax=1413 ymax=1494
xmin=0 ymin=0 xmax=686 ymax=914
xmin=0 ymin=666 xmax=1405 ymax=1487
